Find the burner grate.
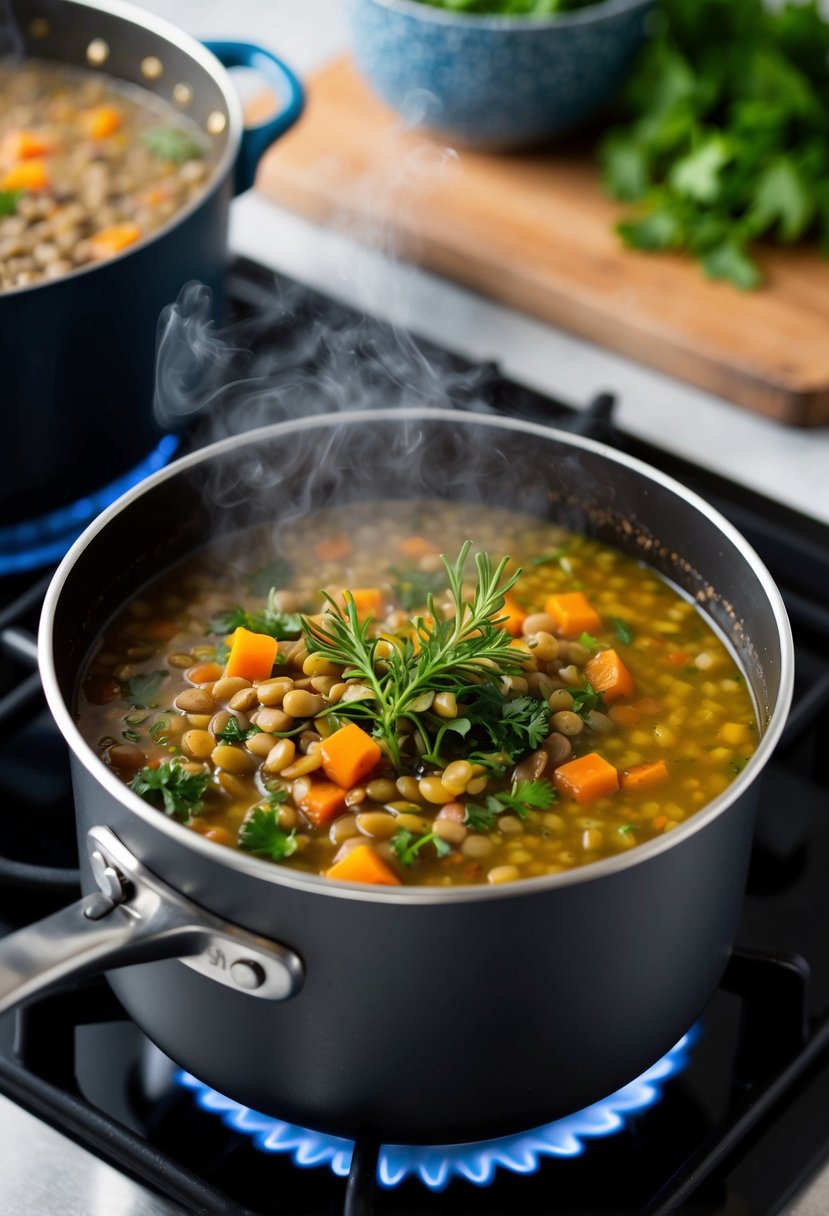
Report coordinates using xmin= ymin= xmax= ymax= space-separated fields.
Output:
xmin=0 ymin=258 xmax=827 ymax=1216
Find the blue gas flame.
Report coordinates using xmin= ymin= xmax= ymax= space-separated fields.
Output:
xmin=0 ymin=435 xmax=180 ymax=575
xmin=177 ymin=1028 xmax=695 ymax=1191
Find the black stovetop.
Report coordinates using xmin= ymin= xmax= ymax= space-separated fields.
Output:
xmin=0 ymin=257 xmax=827 ymax=1216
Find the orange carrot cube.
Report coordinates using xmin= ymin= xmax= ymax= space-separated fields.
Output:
xmin=545 ymin=592 xmax=602 ymax=638
xmin=314 ymin=535 xmax=352 ymax=562
xmin=341 ymin=588 xmax=383 ymax=622
xmin=497 ymin=591 xmax=526 ymax=637
xmin=584 ymin=648 xmax=634 ymax=704
xmin=224 ymin=627 xmax=278 ymax=682
xmin=89 ymin=222 xmax=142 ymax=260
xmin=1 ymin=158 xmax=49 ymax=192
xmin=1 ymin=130 xmax=52 ymax=163
xmin=297 ymin=780 xmax=348 ymax=827
xmin=326 ymin=843 xmax=401 ymax=885
xmin=397 ymin=536 xmax=439 ymax=558
xmin=553 ymin=752 xmax=619 ymax=804
xmin=81 ymin=105 xmax=122 ymax=139
xmin=620 ymin=761 xmax=669 ymax=792
xmin=320 ymin=722 xmax=382 ymax=789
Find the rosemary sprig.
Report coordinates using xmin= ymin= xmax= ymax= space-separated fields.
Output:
xmin=302 ymin=542 xmax=525 ymax=769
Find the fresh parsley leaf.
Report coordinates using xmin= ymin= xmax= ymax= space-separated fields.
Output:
xmin=463 ymin=685 xmax=551 ymax=761
xmin=577 ymin=631 xmax=600 ymax=652
xmin=612 ymin=618 xmax=633 ymax=645
xmin=464 ymin=802 xmax=499 ymax=831
xmin=465 ymin=780 xmax=555 ymax=829
xmin=210 ymin=587 xmax=302 ymax=641
xmin=668 ymin=136 xmax=733 ymax=204
xmin=618 ymin=823 xmax=641 ymax=835
xmin=497 ymin=778 xmax=556 ymax=816
xmin=0 ymin=190 xmax=23 ymax=217
xmin=238 ymin=806 xmax=297 ymax=861
xmin=391 ymin=829 xmax=451 ymax=866
xmin=124 ymin=670 xmax=169 ymax=708
xmin=701 ymin=241 xmax=761 ymax=291
xmin=214 ymin=717 xmax=262 ymax=744
xmin=130 ymin=762 xmax=210 ymax=822
xmin=748 ymin=157 xmax=815 ymax=243
xmin=569 ymin=682 xmax=603 ymax=719
xmin=141 ymin=125 xmax=204 ymax=164
xmin=501 ymin=697 xmax=551 ymax=750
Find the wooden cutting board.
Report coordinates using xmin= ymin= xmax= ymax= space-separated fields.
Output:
xmin=254 ymin=57 xmax=829 ymax=426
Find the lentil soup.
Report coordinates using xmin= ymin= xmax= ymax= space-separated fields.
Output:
xmin=0 ymin=59 xmax=214 ymax=291
xmin=76 ymin=501 xmax=758 ymax=887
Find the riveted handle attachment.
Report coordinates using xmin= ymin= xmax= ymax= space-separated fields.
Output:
xmin=0 ymin=826 xmax=303 ymax=1014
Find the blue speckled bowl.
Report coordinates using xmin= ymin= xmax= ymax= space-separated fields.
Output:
xmin=344 ymin=0 xmax=654 ymax=149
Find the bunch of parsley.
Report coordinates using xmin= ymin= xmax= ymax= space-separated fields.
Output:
xmin=600 ymin=0 xmax=829 ymax=288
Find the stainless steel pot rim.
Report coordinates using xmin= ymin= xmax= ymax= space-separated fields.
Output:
xmin=1 ymin=0 xmax=244 ymax=300
xmin=39 ymin=406 xmax=795 ymax=905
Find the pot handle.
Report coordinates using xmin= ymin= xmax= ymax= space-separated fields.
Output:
xmin=0 ymin=826 xmax=303 ymax=1016
xmin=204 ymin=40 xmax=304 ymax=194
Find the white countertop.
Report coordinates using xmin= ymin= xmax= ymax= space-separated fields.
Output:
xmin=137 ymin=0 xmax=829 ymax=527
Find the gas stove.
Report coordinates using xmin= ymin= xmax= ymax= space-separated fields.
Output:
xmin=0 ymin=257 xmax=828 ymax=1216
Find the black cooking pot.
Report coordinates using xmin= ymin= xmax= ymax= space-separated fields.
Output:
xmin=1 ymin=0 xmax=302 ymax=525
xmin=0 ymin=410 xmax=794 ymax=1144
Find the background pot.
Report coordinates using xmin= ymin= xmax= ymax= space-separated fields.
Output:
xmin=1 ymin=0 xmax=303 ymax=526
xmin=4 ymin=409 xmax=794 ymax=1143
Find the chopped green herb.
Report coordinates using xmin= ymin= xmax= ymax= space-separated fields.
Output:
xmin=618 ymin=823 xmax=641 ymax=835
xmin=214 ymin=716 xmax=262 ymax=745
xmin=578 ymin=631 xmax=600 ymax=652
xmin=149 ymin=717 xmax=170 ymax=741
xmin=462 ymin=686 xmax=551 ymax=761
xmin=238 ymin=806 xmax=297 ymax=860
xmin=141 ymin=125 xmax=204 ymax=164
xmin=0 ymin=190 xmax=22 ymax=217
xmin=612 ymin=618 xmax=633 ymax=645
xmin=124 ymin=670 xmax=169 ymax=708
xmin=464 ymin=802 xmax=500 ymax=831
xmin=531 ymin=547 xmax=569 ymax=566
xmin=569 ymin=681 xmax=603 ymax=719
xmin=303 ymin=542 xmax=525 ymax=771
xmin=391 ymin=829 xmax=451 ymax=867
xmin=465 ymin=779 xmax=555 ymax=829
xmin=130 ymin=762 xmax=210 ymax=823
xmin=210 ymin=587 xmax=302 ymax=641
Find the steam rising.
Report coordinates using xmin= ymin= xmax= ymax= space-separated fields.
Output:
xmin=151 ymin=124 xmax=568 ymax=533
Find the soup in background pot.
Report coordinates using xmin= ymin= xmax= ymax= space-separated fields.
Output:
xmin=0 ymin=58 xmax=214 ymax=290
xmin=76 ymin=500 xmax=758 ymax=887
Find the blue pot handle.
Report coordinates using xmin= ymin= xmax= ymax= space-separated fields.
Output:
xmin=203 ymin=40 xmax=304 ymax=195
